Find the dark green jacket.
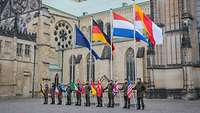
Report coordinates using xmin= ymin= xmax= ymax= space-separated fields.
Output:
xmin=122 ymin=83 xmax=128 ymax=96
xmin=135 ymin=82 xmax=146 ymax=97
xmin=104 ymin=83 xmax=114 ymax=95
xmin=85 ymin=85 xmax=91 ymax=95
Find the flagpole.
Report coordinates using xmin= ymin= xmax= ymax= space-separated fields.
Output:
xmin=72 ymin=22 xmax=76 ymax=102
xmin=110 ymin=9 xmax=113 ymax=80
xmin=72 ymin=22 xmax=76 ymax=83
xmin=90 ymin=16 xmax=93 ymax=82
xmin=133 ymin=0 xmax=138 ymax=109
xmin=133 ymin=1 xmax=137 ymax=81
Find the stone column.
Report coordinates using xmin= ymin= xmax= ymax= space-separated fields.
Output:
xmin=13 ymin=36 xmax=18 ymax=96
xmin=181 ymin=0 xmax=197 ymax=100
xmin=146 ymin=47 xmax=155 ymax=98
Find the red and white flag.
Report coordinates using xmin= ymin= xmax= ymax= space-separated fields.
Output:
xmin=127 ymin=81 xmax=133 ymax=99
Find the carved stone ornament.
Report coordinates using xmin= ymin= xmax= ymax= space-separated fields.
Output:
xmin=11 ymin=0 xmax=28 ymax=14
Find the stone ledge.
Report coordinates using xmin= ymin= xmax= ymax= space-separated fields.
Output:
xmin=0 ymin=83 xmax=16 ymax=86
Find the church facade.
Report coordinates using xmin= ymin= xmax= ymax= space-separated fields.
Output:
xmin=0 ymin=0 xmax=199 ymax=99
xmin=0 ymin=0 xmax=150 ymax=98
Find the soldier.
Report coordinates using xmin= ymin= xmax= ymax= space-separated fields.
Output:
xmin=66 ymin=84 xmax=72 ymax=105
xmin=43 ymin=83 xmax=49 ymax=104
xmin=134 ymin=78 xmax=146 ymax=110
xmin=57 ymin=84 xmax=63 ymax=105
xmin=96 ymin=80 xmax=103 ymax=107
xmin=50 ymin=82 xmax=55 ymax=104
xmin=104 ymin=80 xmax=114 ymax=107
xmin=85 ymin=81 xmax=91 ymax=106
xmin=75 ymin=82 xmax=82 ymax=106
xmin=121 ymin=79 xmax=130 ymax=109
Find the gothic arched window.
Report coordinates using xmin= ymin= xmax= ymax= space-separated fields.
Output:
xmin=101 ymin=45 xmax=111 ymax=59
xmin=97 ymin=19 xmax=104 ymax=31
xmin=105 ymin=23 xmax=111 ymax=37
xmin=86 ymin=53 xmax=95 ymax=81
xmin=126 ymin=47 xmax=135 ymax=81
xmin=69 ymin=55 xmax=75 ymax=82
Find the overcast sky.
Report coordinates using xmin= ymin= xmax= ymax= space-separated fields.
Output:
xmin=43 ymin=0 xmax=149 ymax=16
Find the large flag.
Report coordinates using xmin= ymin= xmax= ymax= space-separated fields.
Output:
xmin=92 ymin=19 xmax=115 ymax=51
xmin=75 ymin=25 xmax=100 ymax=59
xmin=92 ymin=19 xmax=110 ymax=45
xmin=127 ymin=80 xmax=133 ymax=99
xmin=135 ymin=4 xmax=163 ymax=46
xmin=39 ymin=83 xmax=45 ymax=96
xmin=112 ymin=12 xmax=148 ymax=44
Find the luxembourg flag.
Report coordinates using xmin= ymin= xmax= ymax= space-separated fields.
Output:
xmin=112 ymin=12 xmax=148 ymax=43
xmin=135 ymin=4 xmax=163 ymax=46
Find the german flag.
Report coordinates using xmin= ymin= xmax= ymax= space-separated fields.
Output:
xmin=92 ymin=19 xmax=115 ymax=51
xmin=92 ymin=19 xmax=111 ymax=45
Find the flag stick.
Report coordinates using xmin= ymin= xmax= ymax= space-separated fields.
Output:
xmin=72 ymin=23 xmax=76 ymax=83
xmin=132 ymin=1 xmax=138 ymax=109
xmin=110 ymin=9 xmax=113 ymax=80
xmin=90 ymin=16 xmax=93 ymax=82
xmin=133 ymin=0 xmax=137 ymax=82
xmin=72 ymin=22 xmax=77 ymax=103
xmin=71 ymin=50 xmax=74 ymax=83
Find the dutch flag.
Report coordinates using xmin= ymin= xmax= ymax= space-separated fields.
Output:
xmin=112 ymin=12 xmax=148 ymax=43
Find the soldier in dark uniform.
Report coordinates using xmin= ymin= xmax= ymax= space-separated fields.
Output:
xmin=122 ymin=79 xmax=130 ymax=109
xmin=134 ymin=78 xmax=146 ymax=110
xmin=85 ymin=82 xmax=91 ymax=106
xmin=75 ymin=82 xmax=82 ymax=106
xmin=104 ymin=80 xmax=114 ymax=107
xmin=66 ymin=84 xmax=72 ymax=105
xmin=50 ymin=82 xmax=55 ymax=104
xmin=57 ymin=84 xmax=63 ymax=105
xmin=43 ymin=83 xmax=49 ymax=104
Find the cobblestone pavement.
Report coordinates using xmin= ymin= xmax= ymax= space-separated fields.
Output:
xmin=0 ymin=98 xmax=200 ymax=113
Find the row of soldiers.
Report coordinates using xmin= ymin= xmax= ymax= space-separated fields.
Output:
xmin=41 ymin=77 xmax=146 ymax=110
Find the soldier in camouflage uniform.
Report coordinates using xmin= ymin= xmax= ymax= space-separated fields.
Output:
xmin=121 ymin=79 xmax=130 ymax=109
xmin=134 ymin=78 xmax=146 ymax=110
xmin=104 ymin=80 xmax=114 ymax=107
xmin=50 ymin=82 xmax=55 ymax=104
xmin=57 ymin=84 xmax=63 ymax=105
xmin=43 ymin=83 xmax=49 ymax=104
xmin=75 ymin=82 xmax=82 ymax=106
xmin=66 ymin=84 xmax=72 ymax=105
xmin=85 ymin=82 xmax=91 ymax=106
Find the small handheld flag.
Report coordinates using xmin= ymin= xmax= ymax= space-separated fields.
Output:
xmin=113 ymin=81 xmax=120 ymax=96
xmin=90 ymin=81 xmax=96 ymax=96
xmin=127 ymin=80 xmax=133 ymax=99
